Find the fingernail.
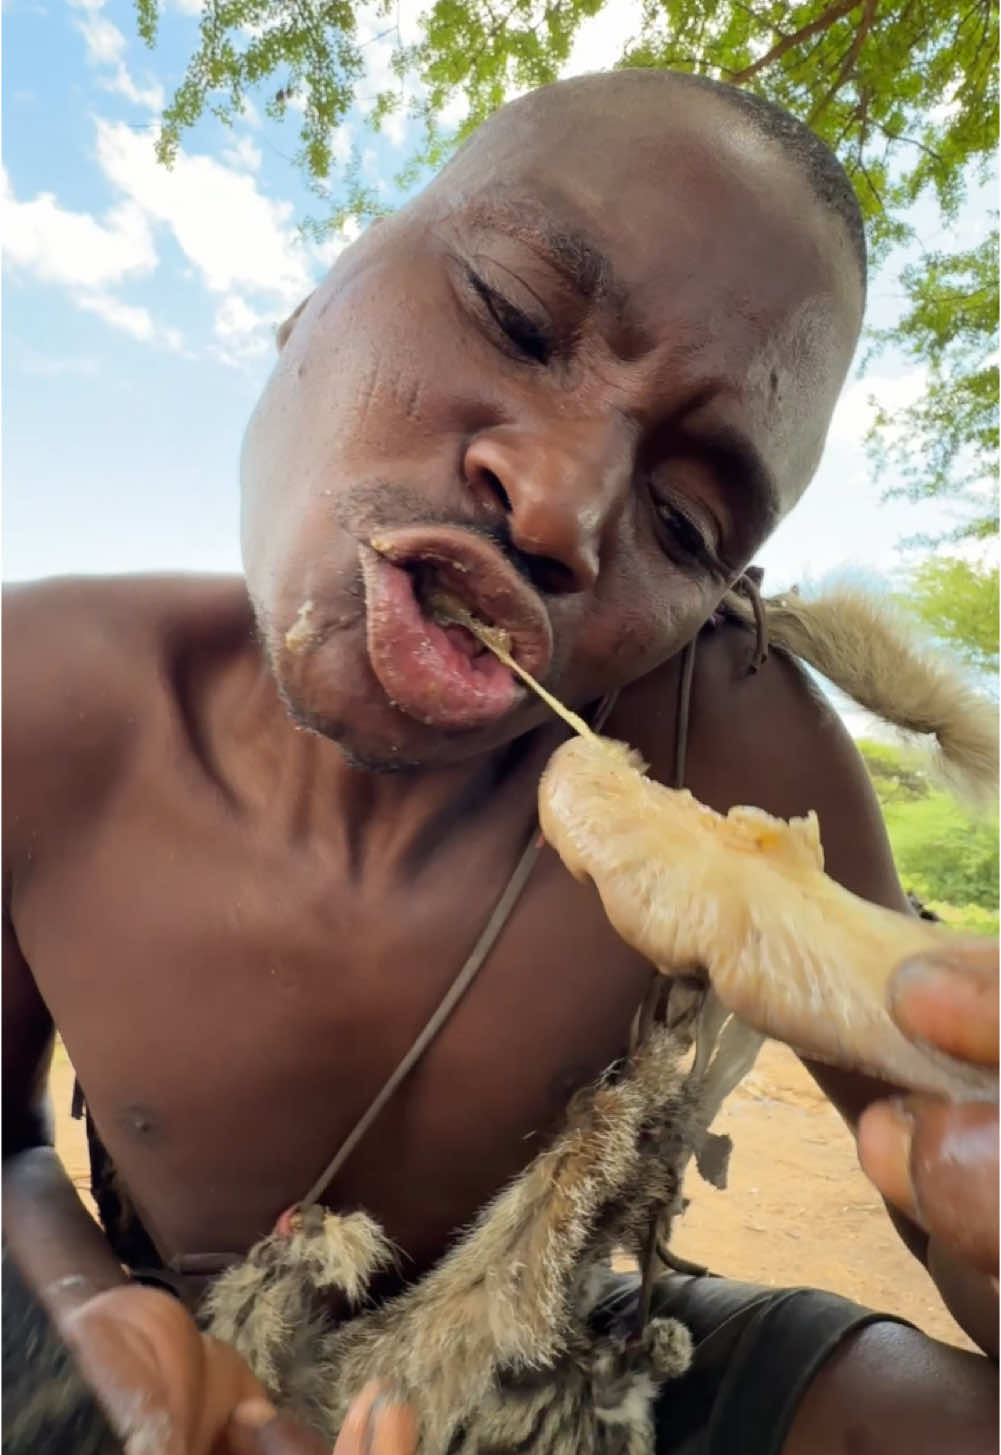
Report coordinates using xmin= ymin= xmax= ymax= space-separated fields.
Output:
xmin=888 ymin=956 xmax=969 ymax=1019
xmin=858 ymin=1100 xmax=920 ymax=1223
xmin=233 ymin=1399 xmax=279 ymax=1430
xmin=362 ymin=1395 xmax=390 ymax=1455
xmin=892 ymin=954 xmax=956 ymax=990
xmin=339 ymin=1383 xmax=382 ymax=1442
xmin=364 ymin=1395 xmax=414 ymax=1455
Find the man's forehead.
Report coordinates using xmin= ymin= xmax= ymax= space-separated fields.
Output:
xmin=435 ymin=163 xmax=844 ymax=357
xmin=441 ymin=81 xmax=803 ymax=217
xmin=436 ymin=112 xmax=835 ymax=302
xmin=441 ymin=192 xmax=615 ymax=302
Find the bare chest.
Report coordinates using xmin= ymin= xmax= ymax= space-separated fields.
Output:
xmin=16 ymin=778 xmax=655 ymax=1273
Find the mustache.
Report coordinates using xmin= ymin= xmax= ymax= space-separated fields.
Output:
xmin=334 ymin=480 xmax=554 ymax=595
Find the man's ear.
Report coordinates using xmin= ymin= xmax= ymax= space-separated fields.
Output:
xmin=276 ymin=292 xmax=314 ymax=352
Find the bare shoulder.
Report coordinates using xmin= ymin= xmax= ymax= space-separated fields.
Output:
xmin=616 ymin=617 xmax=909 ymax=913
xmin=3 ymin=574 xmax=250 ymax=860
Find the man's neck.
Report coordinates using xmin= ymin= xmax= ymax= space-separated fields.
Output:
xmin=209 ymin=642 xmax=568 ymax=881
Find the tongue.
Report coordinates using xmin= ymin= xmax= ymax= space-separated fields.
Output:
xmin=441 ymin=622 xmax=481 ymax=659
xmin=361 ymin=551 xmax=520 ymax=728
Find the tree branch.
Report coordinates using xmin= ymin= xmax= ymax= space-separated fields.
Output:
xmin=872 ymin=121 xmax=945 ymax=165
xmin=726 ymin=0 xmax=864 ymax=83
xmin=808 ymin=0 xmax=878 ymax=125
xmin=853 ymin=155 xmax=885 ymax=211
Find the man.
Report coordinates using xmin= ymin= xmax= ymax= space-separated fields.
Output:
xmin=4 ymin=68 xmax=997 ymax=1454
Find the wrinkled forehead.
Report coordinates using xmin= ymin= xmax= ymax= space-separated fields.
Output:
xmin=437 ymin=91 xmax=860 ymax=336
xmin=422 ymin=97 xmax=861 ymax=504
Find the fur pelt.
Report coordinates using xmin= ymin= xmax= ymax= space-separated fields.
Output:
xmin=723 ymin=583 xmax=999 ymax=806
xmin=201 ymin=1008 xmax=749 ymax=1454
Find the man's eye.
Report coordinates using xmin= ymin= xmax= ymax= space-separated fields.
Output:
xmin=653 ymin=499 xmax=724 ymax=578
xmin=468 ymin=271 xmax=551 ymax=364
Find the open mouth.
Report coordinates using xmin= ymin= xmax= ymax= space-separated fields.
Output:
xmin=358 ymin=525 xmax=553 ymax=730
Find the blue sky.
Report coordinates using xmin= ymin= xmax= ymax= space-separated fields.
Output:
xmin=3 ymin=0 xmax=993 ymax=614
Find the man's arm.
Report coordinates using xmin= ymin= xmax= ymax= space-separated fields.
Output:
xmin=1 ymin=582 xmax=351 ymax=1454
xmin=2 ymin=903 xmax=131 ymax=1313
xmin=2 ymin=582 xmax=138 ymax=1315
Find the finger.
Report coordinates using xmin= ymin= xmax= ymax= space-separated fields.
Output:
xmin=889 ymin=950 xmax=998 ymax=1065
xmin=858 ymin=1097 xmax=999 ymax=1274
xmin=227 ymin=1399 xmax=332 ymax=1455
xmin=334 ymin=1383 xmax=382 ymax=1450
xmin=911 ymin=1098 xmax=999 ymax=1275
xmin=366 ymin=1401 xmax=417 ymax=1455
xmin=333 ymin=1384 xmax=416 ymax=1455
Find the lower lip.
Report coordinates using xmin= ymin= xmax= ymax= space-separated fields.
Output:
xmin=360 ymin=551 xmax=522 ymax=729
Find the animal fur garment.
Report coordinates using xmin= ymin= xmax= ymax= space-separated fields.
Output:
xmin=721 ymin=583 xmax=999 ymax=805
xmin=202 ymin=1013 xmax=741 ymax=1453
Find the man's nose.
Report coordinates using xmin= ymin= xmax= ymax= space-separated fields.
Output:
xmin=462 ymin=421 xmax=631 ymax=593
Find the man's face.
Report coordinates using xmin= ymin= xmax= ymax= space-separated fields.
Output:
xmin=241 ymin=82 xmax=861 ymax=769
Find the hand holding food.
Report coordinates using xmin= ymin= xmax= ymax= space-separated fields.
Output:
xmin=858 ymin=943 xmax=998 ymax=1273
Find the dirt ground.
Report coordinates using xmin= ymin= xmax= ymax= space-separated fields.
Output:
xmin=50 ymin=1037 xmax=972 ymax=1350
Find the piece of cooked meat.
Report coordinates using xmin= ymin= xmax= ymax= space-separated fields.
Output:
xmin=539 ymin=734 xmax=996 ymax=1102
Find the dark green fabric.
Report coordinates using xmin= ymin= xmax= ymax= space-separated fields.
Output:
xmin=615 ymin=1272 xmax=912 ymax=1455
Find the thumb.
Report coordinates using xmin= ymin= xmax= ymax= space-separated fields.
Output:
xmin=889 ymin=946 xmax=998 ymax=1066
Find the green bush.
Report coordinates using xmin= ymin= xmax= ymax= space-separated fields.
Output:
xmin=858 ymin=739 xmax=999 ymax=914
xmin=882 ymin=793 xmax=999 ymax=911
xmin=923 ymin=901 xmax=1000 ymax=936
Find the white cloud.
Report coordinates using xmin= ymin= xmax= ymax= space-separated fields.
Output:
xmin=75 ymin=9 xmax=124 ymax=64
xmin=69 ymin=0 xmax=164 ymax=111
xmin=3 ymin=170 xmax=157 ymax=289
xmin=827 ymin=368 xmax=928 ymax=448
xmin=237 ymin=97 xmax=262 ymax=129
xmin=222 ymin=136 xmax=263 ymax=172
xmin=561 ymin=2 xmax=644 ymax=78
xmin=105 ymin=64 xmax=164 ymax=112
xmin=382 ymin=108 xmax=408 ymax=146
xmin=352 ymin=0 xmax=425 ymax=145
xmin=3 ymin=169 xmax=180 ymax=348
xmin=78 ymin=292 xmax=156 ymax=340
xmin=438 ymin=91 xmax=470 ymax=130
xmin=308 ymin=228 xmax=355 ymax=271
xmin=211 ymin=293 xmax=275 ymax=363
xmin=215 ymin=294 xmax=265 ymax=338
xmin=330 ymin=126 xmax=353 ymax=166
xmin=95 ymin=120 xmax=314 ymax=302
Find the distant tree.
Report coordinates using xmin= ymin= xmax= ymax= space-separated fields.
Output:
xmin=869 ymin=228 xmax=999 ymax=545
xmin=856 ymin=737 xmax=931 ymax=804
xmin=883 ymin=791 xmax=999 ymax=911
xmin=897 ymin=554 xmax=999 ymax=677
